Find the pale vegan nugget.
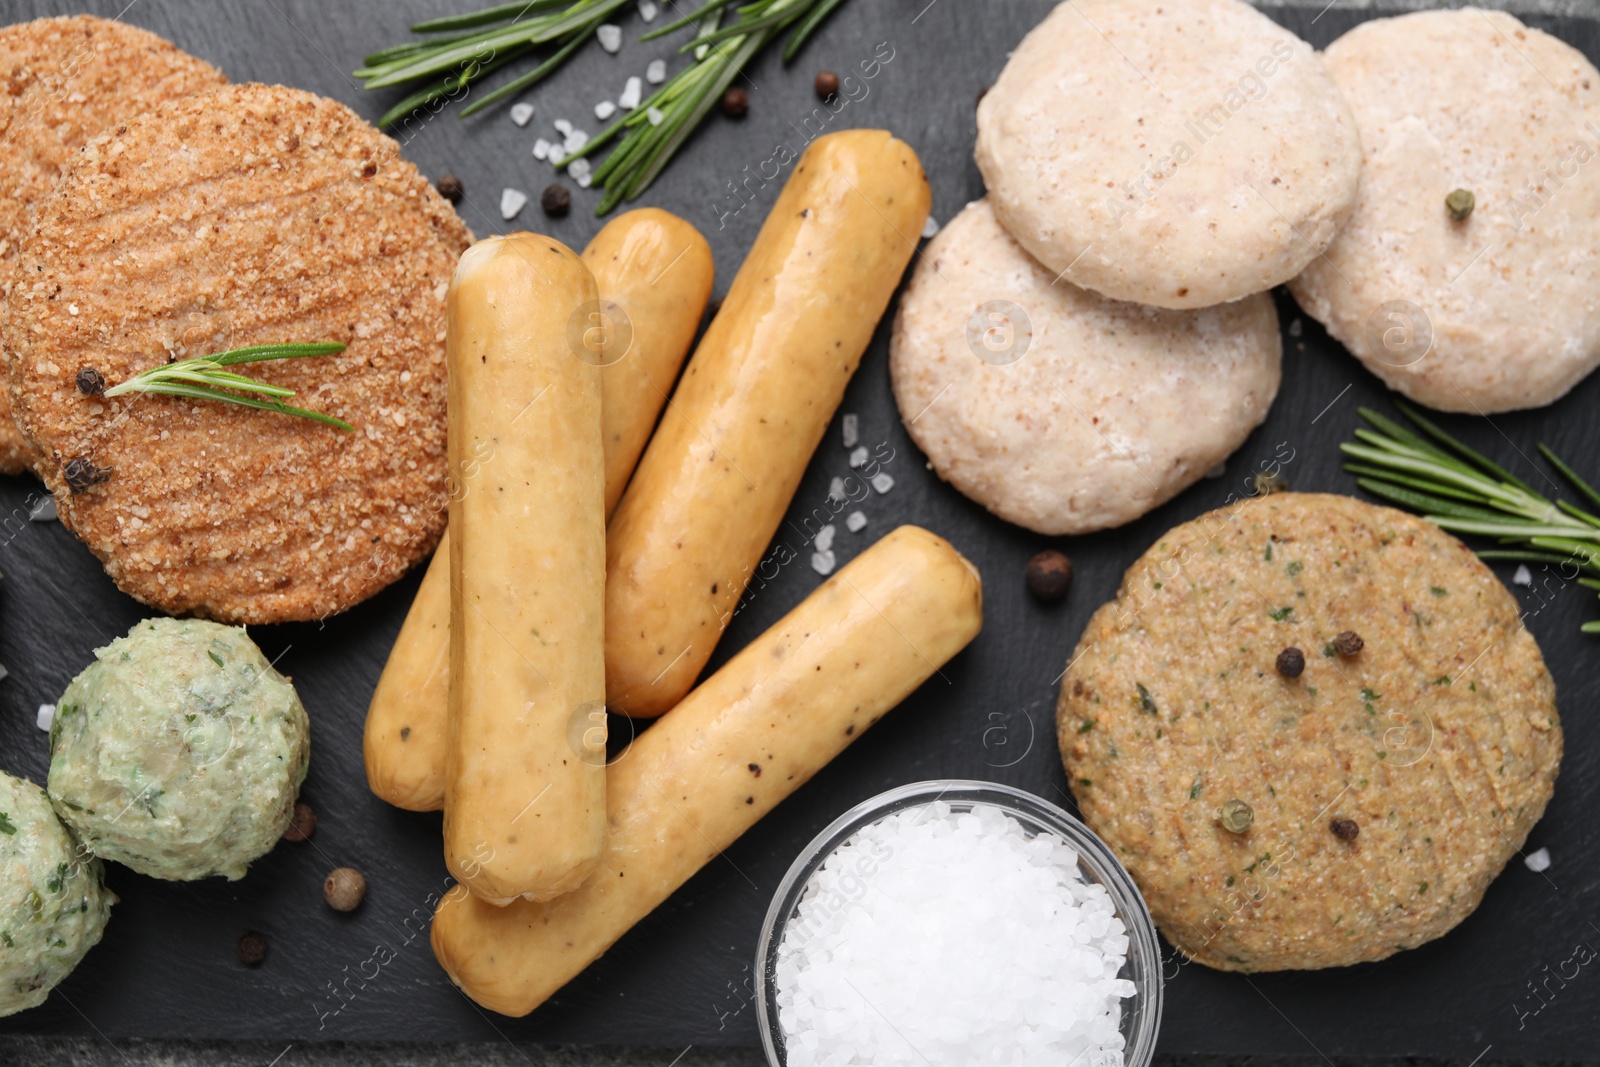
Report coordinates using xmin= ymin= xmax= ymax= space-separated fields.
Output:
xmin=891 ymin=199 xmax=1281 ymax=535
xmin=1288 ymin=9 xmax=1600 ymax=412
xmin=5 ymin=83 xmax=471 ymax=624
xmin=976 ymin=0 xmax=1361 ymax=309
xmin=1058 ymin=493 xmax=1561 ymax=971
xmin=0 ymin=15 xmax=226 ymax=473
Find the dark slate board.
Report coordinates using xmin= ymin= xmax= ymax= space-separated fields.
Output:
xmin=0 ymin=0 xmax=1596 ymax=1058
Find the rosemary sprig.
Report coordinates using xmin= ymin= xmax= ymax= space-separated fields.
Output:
xmin=356 ymin=0 xmax=632 ymax=131
xmin=1340 ymin=402 xmax=1600 ymax=633
xmin=564 ymin=0 xmax=843 ymax=213
xmin=103 ymin=343 xmax=354 ymax=431
xmin=359 ymin=0 xmax=849 ymax=212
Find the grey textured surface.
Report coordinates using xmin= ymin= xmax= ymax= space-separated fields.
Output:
xmin=0 ymin=0 xmax=1597 ymax=1063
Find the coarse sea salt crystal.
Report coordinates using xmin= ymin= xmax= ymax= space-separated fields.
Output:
xmin=1525 ymin=847 xmax=1552 ymax=872
xmin=848 ymin=446 xmax=869 ymax=469
xmin=595 ymin=100 xmax=617 ymax=120
xmin=638 ymin=0 xmax=658 ymax=20
xmin=1513 ymin=564 xmax=1533 ymax=587
xmin=500 ymin=188 xmax=527 ymax=220
xmin=828 ymin=477 xmax=845 ymax=503
xmin=811 ymin=550 xmax=836 ymax=576
xmin=564 ymin=128 xmax=590 ymax=153
xmin=509 ymin=102 xmax=535 ymax=127
xmin=533 ymin=138 xmax=552 ymax=161
xmin=646 ymin=106 xmax=665 ymax=126
xmin=921 ymin=215 xmax=940 ymax=239
xmin=619 ymin=76 xmax=643 ymax=110
xmin=815 ymin=524 xmax=836 ymax=553
xmin=775 ymin=803 xmax=1135 ymax=1066
xmin=554 ymin=118 xmax=574 ymax=136
xmin=871 ymin=472 xmax=894 ymax=495
xmin=841 ymin=412 xmax=859 ymax=448
xmin=597 ymin=23 xmax=623 ymax=53
xmin=646 ymin=59 xmax=668 ymax=84
xmin=569 ymin=157 xmax=593 ymax=188
xmin=36 ymin=704 xmax=54 ymax=731
xmin=846 ymin=510 xmax=867 ymax=533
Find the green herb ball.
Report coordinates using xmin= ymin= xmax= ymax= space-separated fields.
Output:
xmin=47 ymin=619 xmax=310 ymax=881
xmin=0 ymin=771 xmax=111 ymax=1016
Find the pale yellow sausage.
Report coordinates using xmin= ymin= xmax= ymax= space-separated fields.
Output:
xmin=443 ymin=234 xmax=606 ymax=905
xmin=432 ymin=525 xmax=982 ymax=1015
xmin=362 ymin=547 xmax=451 ymax=811
xmin=583 ymin=208 xmax=714 ymax=519
xmin=363 ymin=209 xmax=712 ymax=812
xmin=605 ymin=129 xmax=932 ymax=717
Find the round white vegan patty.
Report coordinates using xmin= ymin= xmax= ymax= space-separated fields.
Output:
xmin=1058 ymin=493 xmax=1561 ymax=970
xmin=889 ymin=199 xmax=1281 ymax=534
xmin=48 ymin=618 xmax=310 ymax=881
xmin=1288 ymin=9 xmax=1600 ymax=412
xmin=975 ymin=0 xmax=1361 ymax=309
xmin=0 ymin=771 xmax=111 ymax=1016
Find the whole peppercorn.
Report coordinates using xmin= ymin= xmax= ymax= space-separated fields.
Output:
xmin=720 ymin=87 xmax=749 ymax=118
xmin=237 ymin=930 xmax=267 ymax=967
xmin=1333 ymin=630 xmax=1364 ymax=657
xmin=1218 ymin=798 xmax=1254 ymax=834
xmin=1445 ymin=188 xmax=1475 ymax=222
xmin=63 ymin=457 xmax=110 ymax=494
xmin=541 ymin=183 xmax=572 ymax=218
xmin=324 ymin=867 xmax=367 ymax=912
xmin=281 ymin=802 xmax=316 ymax=843
xmin=75 ymin=367 xmax=105 ymax=396
xmin=436 ymin=174 xmax=465 ymax=204
xmin=1330 ymin=817 xmax=1360 ymax=842
xmin=814 ymin=70 xmax=840 ymax=99
xmin=1275 ymin=647 xmax=1306 ymax=679
xmin=1025 ymin=550 xmax=1073 ymax=602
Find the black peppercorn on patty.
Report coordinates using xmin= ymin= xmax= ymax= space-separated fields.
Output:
xmin=4 ymin=83 xmax=471 ymax=623
xmin=1057 ymin=492 xmax=1561 ymax=971
xmin=0 ymin=15 xmax=227 ymax=475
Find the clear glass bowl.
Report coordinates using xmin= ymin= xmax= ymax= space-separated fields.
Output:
xmin=755 ymin=780 xmax=1164 ymax=1067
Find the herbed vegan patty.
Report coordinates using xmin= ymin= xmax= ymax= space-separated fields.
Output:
xmin=5 ymin=82 xmax=471 ymax=623
xmin=1058 ymin=492 xmax=1560 ymax=971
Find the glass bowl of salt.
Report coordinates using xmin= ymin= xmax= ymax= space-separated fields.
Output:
xmin=756 ymin=780 xmax=1164 ymax=1067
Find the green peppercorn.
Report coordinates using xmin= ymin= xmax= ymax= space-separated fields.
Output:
xmin=1219 ymin=798 xmax=1254 ymax=834
xmin=1445 ymin=189 xmax=1475 ymax=222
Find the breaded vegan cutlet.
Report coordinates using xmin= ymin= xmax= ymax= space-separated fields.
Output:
xmin=0 ymin=15 xmax=225 ymax=474
xmin=5 ymin=82 xmax=472 ymax=624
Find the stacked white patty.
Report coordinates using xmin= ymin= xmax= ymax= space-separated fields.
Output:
xmin=893 ymin=1 xmax=1600 ymax=532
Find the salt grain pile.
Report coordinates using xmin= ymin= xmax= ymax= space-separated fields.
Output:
xmin=774 ymin=802 xmax=1135 ymax=1066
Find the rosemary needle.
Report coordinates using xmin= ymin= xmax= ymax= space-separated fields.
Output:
xmin=103 ymin=343 xmax=353 ymax=431
xmin=1340 ymin=402 xmax=1600 ymax=634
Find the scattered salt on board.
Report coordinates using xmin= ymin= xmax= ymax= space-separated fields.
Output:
xmin=845 ymin=510 xmax=867 ymax=533
xmin=509 ymin=102 xmax=535 ymax=127
xmin=597 ymin=24 xmax=623 ymax=53
xmin=870 ymin=472 xmax=894 ymax=495
xmin=646 ymin=59 xmax=668 ymax=84
xmin=811 ymin=550 xmax=836 ymax=576
xmin=775 ymin=802 xmax=1135 ymax=1066
xmin=1513 ymin=564 xmax=1533 ymax=587
xmin=1525 ymin=847 xmax=1552 ymax=873
xmin=36 ymin=704 xmax=54 ymax=731
xmin=841 ymin=412 xmax=859 ymax=448
xmin=848 ymin=446 xmax=868 ymax=469
xmin=499 ymin=188 xmax=527 ymax=220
